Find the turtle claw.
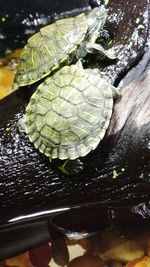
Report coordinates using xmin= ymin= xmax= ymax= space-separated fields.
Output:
xmin=18 ymin=117 xmax=26 ymax=133
xmin=75 ymin=59 xmax=83 ymax=68
xmin=59 ymin=159 xmax=84 ymax=175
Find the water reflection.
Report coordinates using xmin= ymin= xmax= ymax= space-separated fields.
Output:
xmin=2 ymin=205 xmax=150 ymax=267
xmin=2 ymin=225 xmax=150 ymax=267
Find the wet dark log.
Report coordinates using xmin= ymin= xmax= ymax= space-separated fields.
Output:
xmin=0 ymin=0 xmax=149 ymax=260
xmin=0 ymin=0 xmax=149 ymax=221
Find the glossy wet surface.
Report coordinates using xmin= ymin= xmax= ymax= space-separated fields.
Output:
xmin=0 ymin=0 xmax=149 ymax=221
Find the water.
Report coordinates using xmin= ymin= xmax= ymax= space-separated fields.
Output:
xmin=2 ymin=203 xmax=150 ymax=266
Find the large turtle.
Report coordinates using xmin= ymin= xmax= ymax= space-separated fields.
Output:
xmin=23 ymin=62 xmax=118 ymax=173
xmin=14 ymin=6 xmax=115 ymax=88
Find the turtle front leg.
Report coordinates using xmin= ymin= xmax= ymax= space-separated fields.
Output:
xmin=85 ymin=42 xmax=116 ymax=60
xmin=59 ymin=159 xmax=83 ymax=175
xmin=77 ymin=41 xmax=116 ymax=60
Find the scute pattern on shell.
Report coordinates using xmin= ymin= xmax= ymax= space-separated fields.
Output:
xmin=24 ymin=65 xmax=114 ymax=160
xmin=14 ymin=14 xmax=87 ymax=87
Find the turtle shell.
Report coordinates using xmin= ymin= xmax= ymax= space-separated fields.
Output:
xmin=24 ymin=64 xmax=114 ymax=160
xmin=14 ymin=13 xmax=88 ymax=87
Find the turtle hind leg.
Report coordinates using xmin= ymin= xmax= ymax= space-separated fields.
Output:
xmin=58 ymin=159 xmax=84 ymax=175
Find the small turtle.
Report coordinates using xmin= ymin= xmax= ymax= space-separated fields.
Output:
xmin=14 ymin=7 xmax=115 ymax=88
xmin=23 ymin=62 xmax=118 ymax=173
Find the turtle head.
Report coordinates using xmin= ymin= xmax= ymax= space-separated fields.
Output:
xmin=86 ymin=7 xmax=107 ymax=41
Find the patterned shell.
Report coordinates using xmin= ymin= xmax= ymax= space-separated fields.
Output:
xmin=24 ymin=64 xmax=114 ymax=160
xmin=14 ymin=14 xmax=87 ymax=87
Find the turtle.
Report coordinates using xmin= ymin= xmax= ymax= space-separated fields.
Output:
xmin=14 ymin=6 xmax=115 ymax=88
xmin=23 ymin=61 xmax=119 ymax=174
